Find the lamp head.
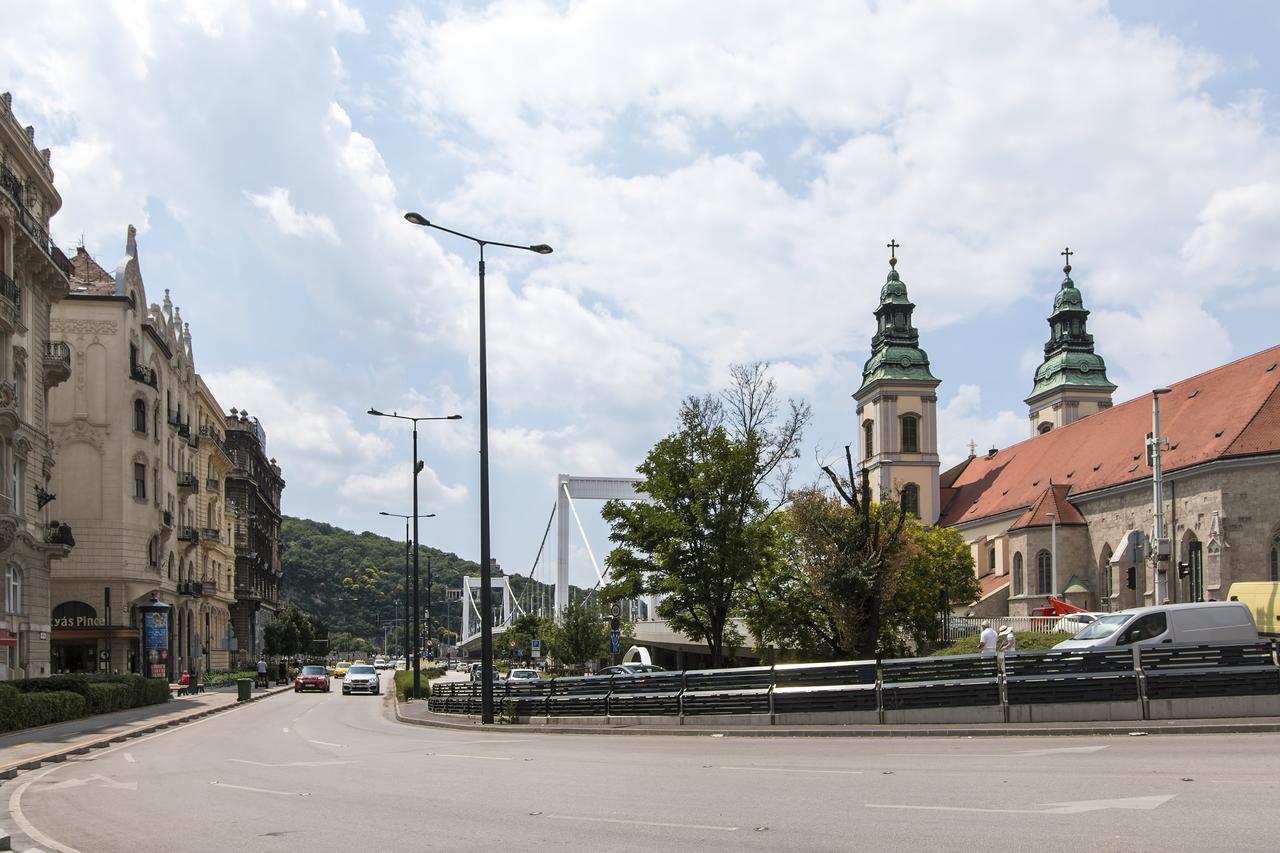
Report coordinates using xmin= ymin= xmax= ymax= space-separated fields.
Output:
xmin=425 ymin=513 xmax=437 ymax=518
xmin=447 ymin=414 xmax=462 ymax=420
xmin=404 ymin=212 xmax=429 ymax=226
xmin=368 ymin=408 xmax=385 ymax=417
xmin=530 ymin=244 xmax=553 ymax=255
xmin=379 ymin=511 xmax=392 ymax=517
xmin=415 ymin=461 xmax=425 ymax=474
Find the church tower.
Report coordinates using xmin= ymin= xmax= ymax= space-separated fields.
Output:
xmin=1025 ymin=249 xmax=1116 ymax=436
xmin=854 ymin=242 xmax=942 ymax=524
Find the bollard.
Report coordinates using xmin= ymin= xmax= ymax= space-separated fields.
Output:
xmin=236 ymin=678 xmax=253 ymax=702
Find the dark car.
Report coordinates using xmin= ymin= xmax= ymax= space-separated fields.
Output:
xmin=294 ymin=665 xmax=331 ymax=693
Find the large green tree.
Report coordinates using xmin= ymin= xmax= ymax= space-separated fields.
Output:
xmin=262 ymin=603 xmax=316 ymax=658
xmin=544 ymin=598 xmax=609 ymax=670
xmin=602 ymin=363 xmax=809 ymax=667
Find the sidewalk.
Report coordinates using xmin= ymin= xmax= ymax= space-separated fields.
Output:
xmin=394 ymin=699 xmax=1280 ymax=738
xmin=0 ymin=683 xmax=292 ymax=778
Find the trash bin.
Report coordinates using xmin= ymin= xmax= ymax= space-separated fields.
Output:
xmin=237 ymin=678 xmax=253 ymax=702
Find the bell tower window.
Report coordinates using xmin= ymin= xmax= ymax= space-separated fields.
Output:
xmin=901 ymin=483 xmax=920 ymax=518
xmin=863 ymin=420 xmax=874 ymax=459
xmin=901 ymin=415 xmax=919 ymax=453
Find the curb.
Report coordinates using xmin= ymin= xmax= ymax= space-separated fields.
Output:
xmin=0 ymin=685 xmax=294 ymax=780
xmin=392 ymin=701 xmax=1280 ymax=739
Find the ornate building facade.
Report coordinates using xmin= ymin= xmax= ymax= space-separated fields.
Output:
xmin=224 ymin=409 xmax=283 ymax=666
xmin=47 ymin=228 xmax=236 ymax=677
xmin=0 ymin=93 xmax=75 ymax=680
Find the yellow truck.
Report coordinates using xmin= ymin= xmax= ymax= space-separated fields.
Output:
xmin=1227 ymin=582 xmax=1280 ymax=636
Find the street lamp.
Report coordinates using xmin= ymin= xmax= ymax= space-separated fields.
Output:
xmin=379 ymin=511 xmax=436 ymax=668
xmin=367 ymin=408 xmax=460 ymax=699
xmin=403 ymin=212 xmax=553 ymax=724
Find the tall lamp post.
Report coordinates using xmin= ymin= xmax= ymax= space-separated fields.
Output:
xmin=379 ymin=511 xmax=436 ymax=666
xmin=403 ymin=212 xmax=553 ymax=724
xmin=367 ymin=409 xmax=460 ymax=699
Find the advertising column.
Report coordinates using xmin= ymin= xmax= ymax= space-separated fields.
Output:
xmin=139 ymin=594 xmax=172 ymax=681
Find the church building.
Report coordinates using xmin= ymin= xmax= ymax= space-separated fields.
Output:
xmin=855 ymin=246 xmax=1280 ymax=616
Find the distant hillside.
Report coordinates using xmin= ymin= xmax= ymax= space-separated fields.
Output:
xmin=279 ymin=516 xmax=563 ymax=643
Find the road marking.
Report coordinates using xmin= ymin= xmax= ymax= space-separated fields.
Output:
xmin=123 ymin=753 xmax=136 ymax=763
xmin=865 ymin=794 xmax=1174 ymax=816
xmin=718 ymin=766 xmax=863 ymax=775
xmin=430 ymin=753 xmax=513 ymax=761
xmin=41 ymin=774 xmax=138 ymax=792
xmin=9 ymin=764 xmax=86 ymax=853
xmin=458 ymin=739 xmax=530 ymax=745
xmin=210 ymin=781 xmax=310 ymax=797
xmin=546 ymin=815 xmax=738 ymax=832
xmin=228 ymin=759 xmax=354 ymax=768
xmin=307 ymin=740 xmax=344 ymax=748
xmin=888 ymin=746 xmax=1109 ymax=759
xmin=282 ymin=727 xmax=289 ymax=733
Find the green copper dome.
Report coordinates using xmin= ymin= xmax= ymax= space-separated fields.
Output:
xmin=1028 ymin=257 xmax=1116 ymax=400
xmin=858 ymin=260 xmax=938 ymax=392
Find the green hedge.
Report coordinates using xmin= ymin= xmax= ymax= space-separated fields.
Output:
xmin=930 ymin=631 xmax=1076 ymax=656
xmin=0 ymin=687 xmax=88 ymax=733
xmin=87 ymin=682 xmax=134 ymax=714
xmin=394 ymin=666 xmax=445 ymax=702
xmin=203 ymin=670 xmax=257 ymax=688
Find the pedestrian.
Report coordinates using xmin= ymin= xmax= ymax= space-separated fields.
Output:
xmin=979 ymin=621 xmax=998 ymax=654
xmin=256 ymin=655 xmax=268 ymax=688
xmin=998 ymin=626 xmax=1017 ymax=653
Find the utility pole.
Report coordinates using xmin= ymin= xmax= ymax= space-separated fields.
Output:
xmin=1148 ymin=388 xmax=1172 ymax=603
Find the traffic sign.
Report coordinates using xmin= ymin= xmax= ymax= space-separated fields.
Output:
xmin=610 ymin=603 xmax=622 ymax=618
xmin=609 ymin=630 xmax=621 ymax=655
xmin=531 ymin=639 xmax=541 ymax=658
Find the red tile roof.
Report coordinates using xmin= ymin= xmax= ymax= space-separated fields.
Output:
xmin=69 ymin=247 xmax=116 ymax=296
xmin=979 ymin=572 xmax=1009 ymax=599
xmin=940 ymin=345 xmax=1280 ymax=527
xmin=1009 ymin=483 xmax=1085 ymax=530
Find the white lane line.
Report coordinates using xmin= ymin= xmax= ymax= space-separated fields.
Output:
xmin=431 ymin=753 xmax=513 ymax=761
xmin=282 ymin=727 xmax=289 ymax=733
xmin=308 ymin=740 xmax=344 ymax=748
xmin=9 ymin=764 xmax=85 ymax=853
xmin=228 ymin=759 xmax=353 ymax=768
xmin=718 ymin=766 xmax=862 ymax=775
xmin=888 ymin=746 xmax=1109 ymax=759
xmin=210 ymin=781 xmax=310 ymax=797
xmin=865 ymin=794 xmax=1174 ymax=816
xmin=123 ymin=753 xmax=137 ymax=763
xmin=458 ymin=739 xmax=530 ymax=745
xmin=547 ymin=815 xmax=737 ymax=832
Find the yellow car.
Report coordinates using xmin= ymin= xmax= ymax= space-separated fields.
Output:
xmin=332 ymin=661 xmax=352 ymax=679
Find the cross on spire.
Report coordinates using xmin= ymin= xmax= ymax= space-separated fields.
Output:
xmin=887 ymin=238 xmax=900 ymax=268
xmin=1061 ymin=246 xmax=1073 ymax=274
xmin=967 ymin=439 xmax=977 ymax=457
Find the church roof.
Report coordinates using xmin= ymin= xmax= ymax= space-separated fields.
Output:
xmin=940 ymin=344 xmax=1280 ymax=527
xmin=1008 ymin=483 xmax=1085 ymax=530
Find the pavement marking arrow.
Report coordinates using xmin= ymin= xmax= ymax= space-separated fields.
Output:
xmin=228 ymin=759 xmax=354 ymax=768
xmin=866 ymin=794 xmax=1175 ymax=816
xmin=41 ymin=774 xmax=138 ymax=792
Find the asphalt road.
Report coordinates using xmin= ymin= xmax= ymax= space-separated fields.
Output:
xmin=9 ymin=671 xmax=1280 ymax=852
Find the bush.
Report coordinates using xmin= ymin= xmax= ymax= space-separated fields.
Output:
xmin=2 ymin=674 xmax=168 ymax=732
xmin=203 ymin=670 xmax=257 ymax=688
xmin=930 ymin=631 xmax=1076 ymax=656
xmin=394 ymin=666 xmax=445 ymax=702
xmin=86 ymin=682 xmax=134 ymax=714
xmin=0 ymin=690 xmax=87 ymax=733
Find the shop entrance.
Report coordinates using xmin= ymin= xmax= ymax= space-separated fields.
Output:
xmin=52 ymin=640 xmax=98 ymax=674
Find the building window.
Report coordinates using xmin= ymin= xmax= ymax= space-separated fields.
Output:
xmin=10 ymin=455 xmax=20 ymax=516
xmin=147 ymin=536 xmax=158 ymax=568
xmin=901 ymin=483 xmax=920 ymax=518
xmin=1036 ymin=550 xmax=1052 ymax=595
xmin=1012 ymin=552 xmax=1024 ymax=596
xmin=987 ymin=545 xmax=997 ymax=574
xmin=1038 ymin=422 xmax=1053 ymax=435
xmin=4 ymin=564 xmax=20 ymax=613
xmin=901 ymin=415 xmax=919 ymax=453
xmin=863 ymin=420 xmax=874 ymax=459
xmin=134 ymin=462 xmax=147 ymax=499
xmin=133 ymin=399 xmax=147 ymax=434
xmin=167 ymin=553 xmax=174 ymax=581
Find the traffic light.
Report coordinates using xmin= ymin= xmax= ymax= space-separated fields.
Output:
xmin=1126 ymin=566 xmax=1137 ymax=590
xmin=1177 ymin=561 xmax=1190 ymax=579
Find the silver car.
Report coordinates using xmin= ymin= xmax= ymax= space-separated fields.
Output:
xmin=342 ymin=664 xmax=381 ymax=695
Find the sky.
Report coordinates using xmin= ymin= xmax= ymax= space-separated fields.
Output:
xmin=3 ymin=0 xmax=1279 ymax=592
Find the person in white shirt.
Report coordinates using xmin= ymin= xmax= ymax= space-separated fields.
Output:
xmin=979 ymin=621 xmax=998 ymax=654
xmin=999 ymin=625 xmax=1017 ymax=653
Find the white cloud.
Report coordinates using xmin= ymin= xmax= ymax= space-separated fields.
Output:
xmin=244 ymin=187 xmax=340 ymax=245
xmin=338 ymin=465 xmax=468 ymax=508
xmin=938 ymin=385 xmax=1029 ymax=470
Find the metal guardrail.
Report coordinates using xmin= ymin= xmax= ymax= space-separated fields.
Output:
xmin=427 ymin=641 xmax=1280 ymax=722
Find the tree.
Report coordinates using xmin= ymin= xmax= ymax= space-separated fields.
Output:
xmin=505 ymin=612 xmax=551 ymax=661
xmin=262 ymin=604 xmax=315 ymax=658
xmin=544 ymin=598 xmax=609 ymax=670
xmin=602 ymin=363 xmax=809 ymax=666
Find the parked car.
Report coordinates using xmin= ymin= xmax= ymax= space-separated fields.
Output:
xmin=294 ymin=665 xmax=331 ymax=693
xmin=342 ymin=664 xmax=381 ymax=695
xmin=507 ymin=668 xmax=541 ymax=684
xmin=598 ymin=663 xmax=666 ymax=676
xmin=374 ymin=657 xmax=389 ymax=671
xmin=1054 ymin=601 xmax=1258 ymax=650
xmin=1053 ymin=612 xmax=1102 ymax=633
xmin=332 ymin=661 xmax=352 ymax=679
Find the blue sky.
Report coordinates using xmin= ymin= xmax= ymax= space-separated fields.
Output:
xmin=3 ymin=0 xmax=1279 ymax=591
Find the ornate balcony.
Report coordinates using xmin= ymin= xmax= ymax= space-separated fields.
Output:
xmin=130 ymin=364 xmax=157 ymax=388
xmin=200 ymin=424 xmax=232 ymax=463
xmin=160 ymin=509 xmax=173 ymax=529
xmin=177 ymin=472 xmax=198 ymax=492
xmin=177 ymin=422 xmax=191 ymax=439
xmin=0 ymin=379 xmax=19 ymax=435
xmin=199 ymin=527 xmax=220 ymax=549
xmin=42 ymin=340 xmax=70 ymax=388
xmin=1 ymin=163 xmax=72 ymax=282
xmin=205 ymin=477 xmax=220 ymax=493
xmin=0 ymin=271 xmax=18 ymax=334
xmin=177 ymin=526 xmax=197 ymax=542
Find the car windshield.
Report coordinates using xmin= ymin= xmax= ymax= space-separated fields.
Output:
xmin=348 ymin=666 xmax=375 ymax=674
xmin=336 ymin=662 xmax=351 ymax=667
xmin=301 ymin=666 xmax=325 ymax=675
xmin=1072 ymin=613 xmax=1129 ymax=640
xmin=511 ymin=670 xmax=537 ymax=678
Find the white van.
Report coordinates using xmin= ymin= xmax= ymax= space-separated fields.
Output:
xmin=1054 ymin=601 xmax=1258 ymax=650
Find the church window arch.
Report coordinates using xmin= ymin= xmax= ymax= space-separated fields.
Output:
xmin=901 ymin=483 xmax=920 ymax=518
xmin=900 ymin=414 xmax=920 ymax=453
xmin=1038 ymin=421 xmax=1053 ymax=435
xmin=987 ymin=544 xmax=997 ymax=575
xmin=1099 ymin=544 xmax=1114 ymax=612
xmin=1036 ymin=550 xmax=1052 ymax=595
xmin=863 ymin=420 xmax=874 ymax=459
xmin=1012 ymin=552 xmax=1024 ymax=596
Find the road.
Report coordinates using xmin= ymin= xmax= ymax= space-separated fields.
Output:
xmin=8 ymin=671 xmax=1280 ymax=852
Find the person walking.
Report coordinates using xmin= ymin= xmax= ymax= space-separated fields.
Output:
xmin=256 ymin=655 xmax=268 ymax=689
xmin=999 ymin=626 xmax=1017 ymax=653
xmin=979 ymin=621 xmax=998 ymax=654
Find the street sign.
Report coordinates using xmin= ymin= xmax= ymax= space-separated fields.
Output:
xmin=531 ymin=639 xmax=541 ymax=658
xmin=609 ymin=630 xmax=621 ymax=655
xmin=610 ymin=603 xmax=621 ymax=618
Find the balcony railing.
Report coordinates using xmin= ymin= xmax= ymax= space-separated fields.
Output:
xmin=130 ymin=365 xmax=157 ymax=388
xmin=177 ymin=526 xmax=197 ymax=542
xmin=201 ymin=424 xmax=232 ymax=462
xmin=200 ymin=527 xmax=220 ymax=542
xmin=177 ymin=422 xmax=191 ymax=439
xmin=177 ymin=472 xmax=198 ymax=491
xmin=42 ymin=340 xmax=70 ymax=369
xmin=205 ymin=478 xmax=219 ymax=492
xmin=0 ymin=163 xmax=72 ymax=278
xmin=0 ymin=271 xmax=19 ymax=309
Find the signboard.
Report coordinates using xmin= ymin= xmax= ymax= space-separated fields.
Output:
xmin=142 ymin=608 xmax=170 ymax=679
xmin=0 ymin=630 xmax=15 ymax=648
xmin=531 ymin=639 xmax=541 ymax=658
xmin=610 ymin=603 xmax=622 ymax=618
xmin=53 ymin=616 xmax=107 ymax=628
xmin=609 ymin=630 xmax=620 ymax=655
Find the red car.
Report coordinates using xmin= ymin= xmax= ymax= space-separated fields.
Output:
xmin=294 ymin=665 xmax=331 ymax=693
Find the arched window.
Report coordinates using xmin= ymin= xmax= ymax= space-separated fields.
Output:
xmin=1036 ymin=550 xmax=1053 ymax=595
xmin=147 ymin=536 xmax=158 ymax=568
xmin=133 ymin=398 xmax=147 ymax=434
xmin=863 ymin=420 xmax=874 ymax=459
xmin=901 ymin=415 xmax=919 ymax=453
xmin=901 ymin=483 xmax=920 ymax=518
xmin=167 ymin=552 xmax=174 ymax=581
xmin=987 ymin=545 xmax=997 ymax=574
xmin=1012 ymin=552 xmax=1024 ymax=596
xmin=1038 ymin=422 xmax=1053 ymax=435
xmin=4 ymin=564 xmax=21 ymax=613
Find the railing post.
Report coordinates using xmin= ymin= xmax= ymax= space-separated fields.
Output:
xmin=1133 ymin=645 xmax=1149 ymax=720
xmin=767 ymin=661 xmax=776 ymax=725
xmin=605 ymin=673 xmax=613 ymax=719
xmin=997 ymin=651 xmax=1009 ymax=723
xmin=677 ymin=669 xmax=686 ymax=721
xmin=875 ymin=659 xmax=884 ymax=725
